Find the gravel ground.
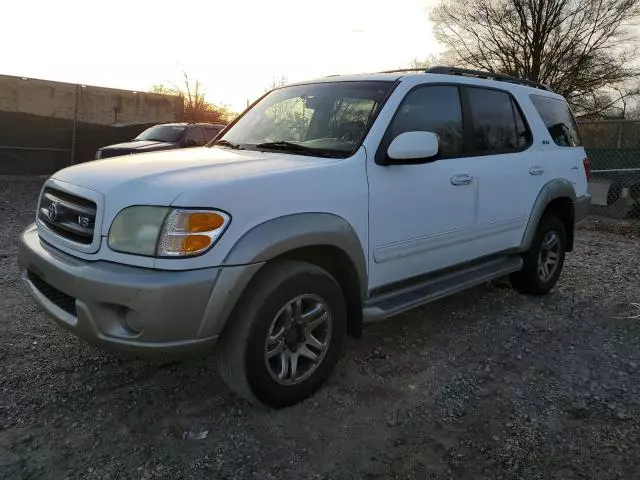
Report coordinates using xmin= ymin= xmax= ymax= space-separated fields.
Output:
xmin=1 ymin=176 xmax=640 ymax=480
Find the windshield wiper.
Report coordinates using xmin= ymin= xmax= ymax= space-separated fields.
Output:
xmin=212 ymin=139 xmax=244 ymax=150
xmin=254 ymin=141 xmax=338 ymax=158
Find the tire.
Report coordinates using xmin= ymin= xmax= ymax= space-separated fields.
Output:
xmin=627 ymin=201 xmax=640 ymax=220
xmin=511 ymin=214 xmax=567 ymax=296
xmin=607 ymin=182 xmax=623 ymax=206
xmin=216 ymin=260 xmax=347 ymax=408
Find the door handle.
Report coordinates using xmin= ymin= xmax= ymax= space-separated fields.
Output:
xmin=529 ymin=165 xmax=544 ymax=176
xmin=450 ymin=174 xmax=473 ymax=186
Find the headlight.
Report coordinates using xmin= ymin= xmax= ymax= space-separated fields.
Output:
xmin=108 ymin=207 xmax=230 ymax=257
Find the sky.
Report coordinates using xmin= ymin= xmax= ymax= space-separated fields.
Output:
xmin=1 ymin=0 xmax=442 ymax=112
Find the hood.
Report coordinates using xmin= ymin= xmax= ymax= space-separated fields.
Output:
xmin=52 ymin=147 xmax=339 ymax=228
xmin=100 ymin=140 xmax=176 ymax=151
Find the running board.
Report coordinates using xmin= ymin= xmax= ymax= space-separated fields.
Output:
xmin=363 ymin=256 xmax=523 ymax=323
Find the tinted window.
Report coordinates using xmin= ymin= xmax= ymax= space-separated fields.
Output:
xmin=390 ymin=86 xmax=463 ymax=156
xmin=512 ymin=98 xmax=531 ymax=149
xmin=530 ymin=95 xmax=582 ymax=147
xmin=467 ymin=88 xmax=521 ymax=152
xmin=135 ymin=125 xmax=185 ymax=142
xmin=204 ymin=127 xmax=223 ymax=141
xmin=183 ymin=126 xmax=206 ymax=146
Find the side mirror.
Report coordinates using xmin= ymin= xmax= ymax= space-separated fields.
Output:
xmin=386 ymin=131 xmax=440 ymax=164
xmin=182 ymin=139 xmax=199 ymax=148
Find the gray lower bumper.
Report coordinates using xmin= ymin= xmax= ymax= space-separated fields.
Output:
xmin=574 ymin=194 xmax=591 ymax=223
xmin=18 ymin=225 xmax=261 ymax=355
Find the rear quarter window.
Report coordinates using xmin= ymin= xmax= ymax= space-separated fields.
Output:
xmin=530 ymin=95 xmax=582 ymax=147
xmin=204 ymin=127 xmax=223 ymax=141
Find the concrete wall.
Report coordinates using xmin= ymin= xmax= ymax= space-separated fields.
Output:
xmin=0 ymin=74 xmax=183 ymax=125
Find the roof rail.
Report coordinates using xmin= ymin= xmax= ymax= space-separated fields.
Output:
xmin=378 ymin=68 xmax=430 ymax=74
xmin=425 ymin=66 xmax=553 ymax=92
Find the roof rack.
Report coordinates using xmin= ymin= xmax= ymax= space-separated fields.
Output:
xmin=378 ymin=68 xmax=430 ymax=74
xmin=378 ymin=66 xmax=553 ymax=92
xmin=426 ymin=66 xmax=553 ymax=92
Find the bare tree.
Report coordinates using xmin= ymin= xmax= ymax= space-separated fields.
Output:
xmin=407 ymin=55 xmax=442 ymax=70
xmin=265 ymin=74 xmax=289 ymax=92
xmin=149 ymin=84 xmax=172 ymax=95
xmin=174 ymin=72 xmax=208 ymax=121
xmin=431 ymin=0 xmax=640 ymax=114
xmin=150 ymin=71 xmax=236 ymax=123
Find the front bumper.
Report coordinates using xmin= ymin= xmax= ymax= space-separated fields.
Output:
xmin=574 ymin=194 xmax=591 ymax=223
xmin=18 ymin=224 xmax=261 ymax=355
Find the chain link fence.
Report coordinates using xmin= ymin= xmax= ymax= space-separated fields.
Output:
xmin=579 ymin=120 xmax=640 ymax=223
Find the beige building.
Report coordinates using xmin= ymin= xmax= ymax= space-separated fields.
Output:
xmin=0 ymin=74 xmax=183 ymax=125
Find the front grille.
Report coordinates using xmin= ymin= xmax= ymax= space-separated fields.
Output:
xmin=27 ymin=270 xmax=77 ymax=316
xmin=38 ymin=188 xmax=97 ymax=245
xmin=99 ymin=149 xmax=133 ymax=159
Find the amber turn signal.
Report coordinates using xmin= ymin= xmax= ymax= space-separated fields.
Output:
xmin=188 ymin=212 xmax=226 ymax=232
xmin=183 ymin=234 xmax=212 ymax=253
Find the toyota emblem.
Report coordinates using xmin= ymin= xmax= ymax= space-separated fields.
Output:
xmin=48 ymin=202 xmax=59 ymax=222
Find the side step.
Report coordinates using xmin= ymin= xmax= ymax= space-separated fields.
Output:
xmin=363 ymin=256 xmax=523 ymax=323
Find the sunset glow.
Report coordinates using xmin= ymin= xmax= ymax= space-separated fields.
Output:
xmin=3 ymin=0 xmax=441 ymax=111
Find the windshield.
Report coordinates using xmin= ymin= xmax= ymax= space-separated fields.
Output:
xmin=135 ymin=125 xmax=186 ymax=143
xmin=218 ymin=81 xmax=394 ymax=157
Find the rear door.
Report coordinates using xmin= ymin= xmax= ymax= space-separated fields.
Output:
xmin=467 ymin=87 xmax=549 ymax=252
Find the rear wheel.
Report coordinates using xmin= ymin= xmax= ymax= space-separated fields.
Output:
xmin=511 ymin=214 xmax=567 ymax=295
xmin=216 ymin=260 xmax=347 ymax=408
xmin=607 ymin=182 xmax=623 ymax=205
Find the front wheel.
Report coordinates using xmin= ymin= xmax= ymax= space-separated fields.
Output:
xmin=511 ymin=214 xmax=567 ymax=295
xmin=216 ymin=260 xmax=347 ymax=408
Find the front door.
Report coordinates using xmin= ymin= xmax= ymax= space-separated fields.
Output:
xmin=367 ymin=85 xmax=482 ymax=290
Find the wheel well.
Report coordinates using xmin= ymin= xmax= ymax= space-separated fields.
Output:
xmin=277 ymin=246 xmax=363 ymax=338
xmin=544 ymin=197 xmax=575 ymax=251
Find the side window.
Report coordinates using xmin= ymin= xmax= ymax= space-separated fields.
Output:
xmin=390 ymin=86 xmax=463 ymax=156
xmin=530 ymin=95 xmax=582 ymax=147
xmin=512 ymin=98 xmax=531 ymax=149
xmin=183 ymin=126 xmax=206 ymax=146
xmin=467 ymin=87 xmax=522 ymax=153
xmin=204 ymin=127 xmax=222 ymax=141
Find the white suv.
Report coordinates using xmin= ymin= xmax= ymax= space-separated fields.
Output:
xmin=19 ymin=67 xmax=591 ymax=408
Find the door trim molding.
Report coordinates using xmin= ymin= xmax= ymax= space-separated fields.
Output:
xmin=373 ymin=215 xmax=526 ymax=264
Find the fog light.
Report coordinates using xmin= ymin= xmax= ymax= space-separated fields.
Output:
xmin=118 ymin=307 xmax=145 ymax=334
